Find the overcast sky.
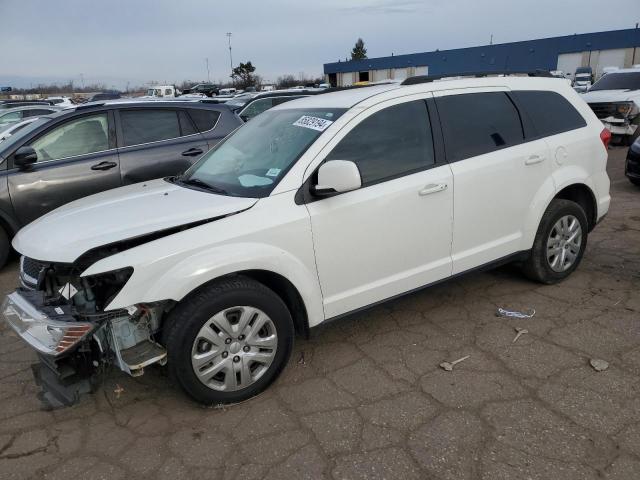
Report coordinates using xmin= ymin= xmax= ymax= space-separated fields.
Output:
xmin=2 ymin=0 xmax=639 ymax=89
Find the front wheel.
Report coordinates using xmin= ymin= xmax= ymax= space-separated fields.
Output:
xmin=522 ymin=199 xmax=588 ymax=284
xmin=629 ymin=177 xmax=640 ymax=187
xmin=165 ymin=276 xmax=294 ymax=405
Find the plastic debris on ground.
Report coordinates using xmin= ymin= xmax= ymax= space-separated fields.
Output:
xmin=496 ymin=307 xmax=536 ymax=318
xmin=512 ymin=327 xmax=529 ymax=343
xmin=439 ymin=355 xmax=470 ymax=372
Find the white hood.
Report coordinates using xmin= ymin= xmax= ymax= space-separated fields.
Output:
xmin=581 ymin=89 xmax=640 ymax=103
xmin=13 ymin=179 xmax=257 ymax=263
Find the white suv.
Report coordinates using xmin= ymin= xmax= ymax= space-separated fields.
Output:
xmin=581 ymin=68 xmax=640 ymax=145
xmin=2 ymin=75 xmax=611 ymax=407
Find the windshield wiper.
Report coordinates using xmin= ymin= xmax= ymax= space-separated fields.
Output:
xmin=180 ymin=177 xmax=228 ymax=195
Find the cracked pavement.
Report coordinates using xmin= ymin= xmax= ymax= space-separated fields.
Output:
xmin=0 ymin=147 xmax=639 ymax=480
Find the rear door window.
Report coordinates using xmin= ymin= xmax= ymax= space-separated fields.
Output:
xmin=511 ymin=90 xmax=587 ymax=138
xmin=120 ymin=109 xmax=181 ymax=146
xmin=326 ymin=100 xmax=435 ymax=186
xmin=187 ymin=109 xmax=221 ymax=132
xmin=436 ymin=92 xmax=524 ymax=162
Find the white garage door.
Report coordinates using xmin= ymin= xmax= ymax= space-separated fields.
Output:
xmin=393 ymin=68 xmax=408 ymax=81
xmin=557 ymin=53 xmax=583 ymax=79
xmin=594 ymin=49 xmax=627 ymax=78
xmin=415 ymin=66 xmax=428 ymax=76
xmin=372 ymin=69 xmax=390 ymax=82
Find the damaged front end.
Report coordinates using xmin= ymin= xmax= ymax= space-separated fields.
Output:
xmin=3 ymin=255 xmax=171 ymax=408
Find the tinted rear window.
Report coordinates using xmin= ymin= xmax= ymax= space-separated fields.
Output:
xmin=436 ymin=92 xmax=524 ymax=162
xmin=188 ymin=109 xmax=221 ymax=132
xmin=120 ymin=109 xmax=181 ymax=146
xmin=512 ymin=90 xmax=586 ymax=137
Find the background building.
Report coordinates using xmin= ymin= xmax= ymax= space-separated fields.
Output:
xmin=324 ymin=28 xmax=640 ymax=87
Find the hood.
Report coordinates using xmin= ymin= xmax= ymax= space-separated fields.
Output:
xmin=13 ymin=179 xmax=257 ymax=263
xmin=581 ymin=89 xmax=639 ymax=103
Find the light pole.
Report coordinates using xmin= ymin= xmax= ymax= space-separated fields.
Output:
xmin=226 ymin=32 xmax=233 ymax=79
xmin=206 ymin=57 xmax=210 ymax=83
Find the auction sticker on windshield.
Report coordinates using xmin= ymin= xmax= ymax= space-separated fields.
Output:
xmin=293 ymin=115 xmax=333 ymax=132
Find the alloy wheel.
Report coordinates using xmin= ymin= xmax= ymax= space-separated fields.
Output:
xmin=546 ymin=214 xmax=582 ymax=272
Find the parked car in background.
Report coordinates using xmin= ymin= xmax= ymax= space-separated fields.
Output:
xmin=601 ymin=66 xmax=620 ymax=76
xmin=261 ymin=85 xmax=276 ymax=92
xmin=0 ymin=101 xmax=242 ymax=267
xmin=183 ymin=83 xmax=220 ymax=97
xmin=0 ymin=100 xmax=54 ymax=109
xmin=581 ymin=68 xmax=640 ymax=145
xmin=0 ymin=117 xmax=40 ymax=142
xmin=626 ymin=136 xmax=640 ymax=186
xmin=573 ymin=66 xmax=593 ymax=93
xmin=87 ymin=92 xmax=121 ymax=102
xmin=144 ymin=85 xmax=181 ymax=98
xmin=218 ymin=88 xmax=237 ymax=96
xmin=1 ymin=75 xmax=610 ymax=407
xmin=0 ymin=105 xmax=61 ymax=128
xmin=45 ymin=96 xmax=74 ymax=108
xmin=229 ymin=90 xmax=320 ymax=121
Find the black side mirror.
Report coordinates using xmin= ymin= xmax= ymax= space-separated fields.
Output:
xmin=14 ymin=146 xmax=37 ymax=168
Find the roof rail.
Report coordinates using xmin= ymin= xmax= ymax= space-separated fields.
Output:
xmin=401 ymin=70 xmax=553 ymax=86
xmin=74 ymin=102 xmax=106 ymax=109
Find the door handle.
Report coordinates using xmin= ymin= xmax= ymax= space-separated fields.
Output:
xmin=182 ymin=147 xmax=204 ymax=157
xmin=90 ymin=161 xmax=117 ymax=171
xmin=418 ymin=183 xmax=448 ymax=196
xmin=525 ymin=155 xmax=546 ymax=166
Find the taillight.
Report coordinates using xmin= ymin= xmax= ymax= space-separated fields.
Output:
xmin=600 ymin=128 xmax=611 ymax=150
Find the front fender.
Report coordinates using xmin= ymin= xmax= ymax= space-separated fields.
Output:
xmin=85 ymin=242 xmax=326 ymax=327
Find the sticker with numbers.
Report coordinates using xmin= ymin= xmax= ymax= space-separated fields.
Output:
xmin=293 ymin=115 xmax=334 ymax=132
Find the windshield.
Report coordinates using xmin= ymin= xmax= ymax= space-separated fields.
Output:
xmin=181 ymin=108 xmax=346 ymax=197
xmin=589 ymin=72 xmax=640 ymax=91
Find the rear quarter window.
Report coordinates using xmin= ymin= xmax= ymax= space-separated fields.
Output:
xmin=512 ymin=90 xmax=586 ymax=138
xmin=188 ymin=109 xmax=221 ymax=132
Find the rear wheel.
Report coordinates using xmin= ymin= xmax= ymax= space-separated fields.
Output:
xmin=166 ymin=276 xmax=294 ymax=405
xmin=522 ymin=199 xmax=588 ymax=284
xmin=629 ymin=177 xmax=640 ymax=187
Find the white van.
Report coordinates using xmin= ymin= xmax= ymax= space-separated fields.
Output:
xmin=144 ymin=85 xmax=180 ymax=98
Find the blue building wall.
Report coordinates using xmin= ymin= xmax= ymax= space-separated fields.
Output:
xmin=324 ymin=28 xmax=640 ymax=75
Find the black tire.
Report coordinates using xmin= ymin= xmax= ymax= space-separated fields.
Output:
xmin=629 ymin=177 xmax=640 ymax=187
xmin=522 ymin=199 xmax=588 ymax=284
xmin=0 ymin=227 xmax=10 ymax=269
xmin=165 ymin=275 xmax=294 ymax=405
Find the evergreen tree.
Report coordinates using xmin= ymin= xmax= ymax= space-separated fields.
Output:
xmin=351 ymin=38 xmax=367 ymax=60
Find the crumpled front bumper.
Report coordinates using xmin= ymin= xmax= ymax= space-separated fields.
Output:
xmin=2 ymin=291 xmax=94 ymax=356
xmin=2 ymin=291 xmax=99 ymax=408
xmin=599 ymin=118 xmax=638 ymax=136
